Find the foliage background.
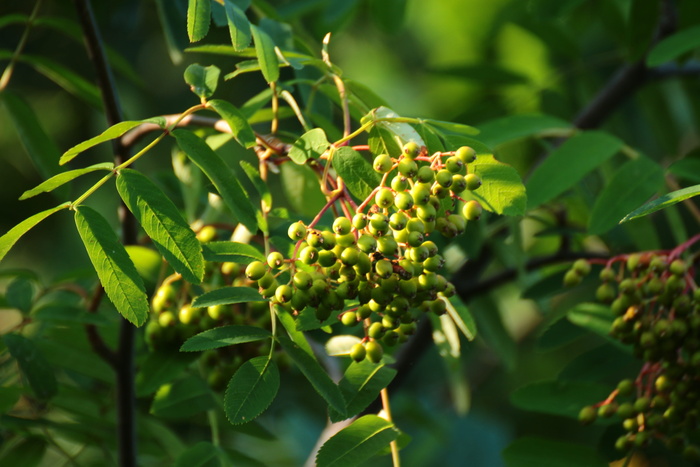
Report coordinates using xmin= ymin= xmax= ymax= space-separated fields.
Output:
xmin=1 ymin=0 xmax=699 ymax=466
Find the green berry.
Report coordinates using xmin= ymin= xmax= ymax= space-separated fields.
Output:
xmin=300 ymin=246 xmax=318 ymax=264
xmin=563 ymin=269 xmax=582 ymax=287
xmin=391 ymin=175 xmax=409 ymax=192
xmin=333 ymin=217 xmax=352 ymax=235
xmin=411 ymin=184 xmax=431 ymax=206
xmin=352 ymin=213 xmax=367 ymax=229
xmin=350 ymin=343 xmax=366 ymax=362
xmin=394 ymin=192 xmax=414 ymax=210
xmin=578 ymin=405 xmax=597 ymax=425
xmin=375 ymin=188 xmax=395 ymax=209
xmin=368 ymin=322 xmax=384 ymax=339
xmin=462 ymin=200 xmax=483 ymax=220
xmin=288 ymin=221 xmax=307 ymax=241
xmin=275 ymin=284 xmax=293 ymax=303
xmin=455 ymin=146 xmax=476 ymax=163
xmin=445 ymin=156 xmax=464 ymax=174
xmin=341 ymin=311 xmax=358 ymax=326
xmin=464 ymin=173 xmax=481 ymax=190
xmin=397 ymin=159 xmax=418 ymax=178
xmin=572 ymin=259 xmax=591 ymax=276
xmin=403 ymin=142 xmax=421 ymax=159
xmin=416 ymin=166 xmax=434 ymax=184
xmin=246 ymin=261 xmax=267 ymax=281
xmin=670 ymin=259 xmax=687 ymax=276
xmin=435 ymin=169 xmax=453 ymax=187
xmin=293 ymin=271 xmax=313 ymax=290
xmin=373 ymin=154 xmax=393 ymax=173
xmin=196 ymin=225 xmax=218 ymax=243
xmin=451 ymin=175 xmax=467 ymax=194
xmin=267 ymin=251 xmax=284 ymax=269
xmin=365 ymin=340 xmax=384 ymax=363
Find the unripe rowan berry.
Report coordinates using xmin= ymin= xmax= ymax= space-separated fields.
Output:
xmin=352 ymin=213 xmax=367 ymax=229
xmin=246 ymin=261 xmax=267 ymax=281
xmin=455 ymin=146 xmax=476 ymax=163
xmin=445 ymin=156 xmax=464 ymax=174
xmin=288 ymin=221 xmax=307 ymax=241
xmin=350 ymin=343 xmax=366 ymax=362
xmin=373 ymin=154 xmax=393 ymax=173
xmin=397 ymin=159 xmax=418 ymax=178
xmin=375 ymin=188 xmax=395 ymax=208
xmin=462 ymin=200 xmax=483 ymax=221
xmin=377 ymin=236 xmax=398 ymax=256
xmin=365 ymin=340 xmax=384 ymax=363
xmin=341 ymin=311 xmax=358 ymax=326
xmin=275 ymin=284 xmax=293 ymax=303
xmin=196 ymin=225 xmax=218 ymax=243
xmin=416 ymin=166 xmax=434 ymax=184
xmin=578 ymin=405 xmax=597 ymax=425
xmin=411 ymin=184 xmax=431 ymax=206
xmin=394 ymin=192 xmax=414 ymax=210
xmin=368 ymin=322 xmax=385 ymax=339
xmin=206 ymin=304 xmax=226 ymax=321
xmin=333 ymin=217 xmax=352 ymax=235
xmin=435 ymin=170 xmax=453 ymax=188
xmin=267 ymin=251 xmax=284 ymax=269
xmin=403 ymin=141 xmax=421 ymax=159
xmin=464 ymin=173 xmax=481 ymax=191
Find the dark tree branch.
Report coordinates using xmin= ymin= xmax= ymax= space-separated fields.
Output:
xmin=72 ymin=1 xmax=137 ymax=466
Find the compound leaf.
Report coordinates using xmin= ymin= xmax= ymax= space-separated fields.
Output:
xmin=191 ymin=287 xmax=267 ymax=308
xmin=288 ymin=128 xmax=329 ymax=164
xmin=74 ymin=206 xmax=149 ymax=326
xmin=475 ymin=113 xmax=571 ymax=147
xmin=223 ymin=0 xmax=251 ymax=51
xmin=187 ymin=0 xmax=211 ymax=43
xmin=647 ymin=25 xmax=700 ymax=67
xmin=225 ymin=356 xmax=279 ymax=425
xmin=333 ymin=146 xmax=381 ymax=202
xmin=201 ymin=241 xmax=264 ymax=263
xmin=20 ymin=162 xmax=114 ymax=200
xmin=329 ymin=361 xmax=397 ymax=422
xmin=620 ymin=183 xmax=700 ymax=223
xmin=251 ymin=24 xmax=279 ymax=83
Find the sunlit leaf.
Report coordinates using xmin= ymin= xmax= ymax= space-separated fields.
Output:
xmin=288 ymin=128 xmax=329 ymax=164
xmin=329 ymin=360 xmax=397 ymax=422
xmin=207 ymin=99 xmax=256 ymax=148
xmin=184 ymin=63 xmax=220 ymax=100
xmin=0 ymin=203 xmax=69 ymax=263
xmin=201 ymin=241 xmax=265 ymax=263
xmin=187 ymin=0 xmax=211 ymax=42
xmin=620 ymin=183 xmax=700 ymax=223
xmin=223 ymin=0 xmax=251 ymax=51
xmin=475 ymin=113 xmax=571 ymax=147
xmin=74 ymin=206 xmax=149 ymax=326
xmin=251 ymin=24 xmax=279 ymax=83
xmin=316 ymin=415 xmax=399 ymax=467
xmin=173 ymin=129 xmax=258 ymax=232
xmin=60 ymin=117 xmax=166 ymax=165
xmin=20 ymin=162 xmax=113 ymax=200
xmin=225 ymin=356 xmax=279 ymax=424
xmin=136 ymin=351 xmax=198 ymax=397
xmin=181 ymin=325 xmax=271 ymax=352
xmin=333 ymin=146 xmax=382 ymax=202
xmin=510 ymin=379 xmax=611 ymax=419
xmin=191 ymin=287 xmax=266 ymax=308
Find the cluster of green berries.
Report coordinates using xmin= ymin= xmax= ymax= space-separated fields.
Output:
xmin=145 ymin=260 xmax=276 ymax=390
xmin=244 ymin=144 xmax=483 ymax=363
xmin=570 ymin=252 xmax=700 ymax=461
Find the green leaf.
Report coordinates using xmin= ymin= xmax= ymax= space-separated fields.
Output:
xmin=0 ymin=387 xmax=22 ymax=413
xmin=201 ymin=241 xmax=265 ymax=263
xmin=181 ymin=325 xmax=271 ymax=352
xmin=151 ymin=375 xmax=217 ymax=419
xmin=32 ymin=304 xmax=110 ymax=326
xmin=511 ymin=378 xmax=611 ymax=419
xmin=620 ymin=183 xmax=700 ymax=223
xmin=173 ymin=129 xmax=258 ymax=232
xmin=125 ymin=245 xmax=163 ymax=289
xmin=567 ymin=302 xmax=620 ymax=346
xmin=191 ymin=287 xmax=266 ymax=308
xmin=316 ymin=415 xmax=399 ymax=467
xmin=445 ymin=295 xmax=477 ymax=341
xmin=6 ymin=277 xmax=35 ymax=313
xmin=275 ymin=305 xmax=314 ymax=355
xmin=1 ymin=90 xmax=62 ymax=179
xmin=526 ymin=131 xmax=623 ymax=209
xmin=0 ymin=203 xmax=69 ymax=263
xmin=588 ymin=156 xmax=665 ymax=234
xmin=333 ymin=146 xmax=382 ymax=202
xmin=60 ymin=117 xmax=165 ymax=165
xmin=207 ymin=99 xmax=256 ymax=148
xmin=224 ymin=0 xmax=251 ymax=51
xmin=373 ymin=107 xmax=425 ymax=146
xmin=288 ymin=128 xmax=329 ymax=164
xmin=136 ymin=351 xmax=199 ymax=397
xmin=325 ymin=335 xmax=363 ymax=357
xmin=116 ymin=169 xmax=204 ymax=284
xmin=175 ymin=442 xmax=220 ymax=467
xmin=74 ymin=206 xmax=149 ymax=326
xmin=20 ymin=162 xmax=114 ymax=200
xmin=184 ymin=63 xmax=220 ymax=100
xmin=277 ymin=335 xmax=346 ymax=415
xmin=240 ymin=161 xmax=271 ymax=210
xmin=225 ymin=356 xmax=279 ymax=425
xmin=280 ymin=162 xmax=326 ymax=217
xmin=475 ymin=113 xmax=571 ymax=147
xmin=250 ymin=24 xmax=279 ymax=83
xmin=3 ymin=333 xmax=57 ymax=400
xmin=445 ymin=136 xmax=526 ymax=216
xmin=330 ymin=361 xmax=397 ymax=422
xmin=187 ymin=0 xmax=211 ymax=42
xmin=647 ymin=25 xmax=700 ymax=67
xmin=668 ymin=156 xmax=700 ymax=184
xmin=503 ymin=437 xmax=607 ymax=467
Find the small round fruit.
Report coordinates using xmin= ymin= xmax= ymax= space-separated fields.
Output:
xmin=179 ymin=304 xmax=199 ymax=324
xmin=207 ymin=304 xmax=227 ymax=321
xmin=578 ymin=405 xmax=597 ymax=425
xmin=445 ymin=156 xmax=464 ymax=174
xmin=196 ymin=225 xmax=218 ymax=243
xmin=455 ymin=146 xmax=476 ymax=163
xmin=352 ymin=213 xmax=367 ymax=229
xmin=333 ymin=217 xmax=352 ymax=235
xmin=288 ymin=221 xmax=307 ymax=241
xmin=365 ymin=340 xmax=384 ymax=363
xmin=158 ymin=310 xmax=177 ymax=327
xmin=245 ymin=261 xmax=267 ymax=281
xmin=394 ymin=192 xmax=414 ymax=210
xmin=267 ymin=251 xmax=284 ymax=269
xmin=462 ymin=200 xmax=483 ymax=220
xmin=275 ymin=284 xmax=293 ymax=303
xmin=572 ymin=259 xmax=591 ymax=276
xmin=350 ymin=343 xmax=366 ymax=362
xmin=403 ymin=141 xmax=421 ymax=159
xmin=464 ymin=173 xmax=481 ymax=191
xmin=398 ymin=159 xmax=418 ymax=178
xmin=373 ymin=154 xmax=393 ymax=173
xmin=435 ymin=169 xmax=453 ymax=188
xmin=375 ymin=188 xmax=395 ymax=209
xmin=563 ymin=269 xmax=582 ymax=287
xmin=341 ymin=311 xmax=358 ymax=326
xmin=450 ymin=174 xmax=467 ymax=193
xmin=416 ymin=166 xmax=435 ymax=184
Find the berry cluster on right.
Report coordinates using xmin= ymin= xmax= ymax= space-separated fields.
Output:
xmin=569 ymin=248 xmax=700 ymax=462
